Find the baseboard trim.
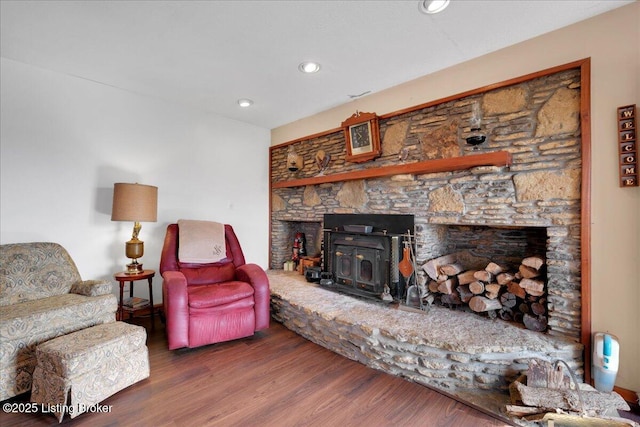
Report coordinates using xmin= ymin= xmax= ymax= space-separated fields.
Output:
xmin=615 ymin=385 xmax=639 ymax=407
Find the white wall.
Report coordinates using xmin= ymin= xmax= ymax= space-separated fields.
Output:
xmin=272 ymin=4 xmax=640 ymax=393
xmin=0 ymin=57 xmax=270 ymax=304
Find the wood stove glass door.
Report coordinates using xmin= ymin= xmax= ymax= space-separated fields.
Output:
xmin=354 ymin=247 xmax=381 ymax=293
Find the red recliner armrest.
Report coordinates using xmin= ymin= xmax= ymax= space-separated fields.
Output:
xmin=162 ymin=270 xmax=190 ymax=350
xmin=236 ymin=263 xmax=270 ymax=331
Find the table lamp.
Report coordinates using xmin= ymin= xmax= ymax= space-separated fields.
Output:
xmin=111 ymin=183 xmax=158 ymax=274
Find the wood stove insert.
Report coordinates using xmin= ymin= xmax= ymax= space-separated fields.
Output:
xmin=323 ymin=214 xmax=414 ymax=301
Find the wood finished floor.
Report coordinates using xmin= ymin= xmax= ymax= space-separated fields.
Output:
xmin=0 ymin=315 xmax=513 ymax=427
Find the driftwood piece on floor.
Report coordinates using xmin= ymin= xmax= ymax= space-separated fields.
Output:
xmin=527 ymin=413 xmax=638 ymax=426
xmin=504 ymin=405 xmax=546 ymax=417
xmin=509 ymin=374 xmax=527 ymax=405
xmin=526 ymin=358 xmax=570 ymax=389
xmin=512 ymin=380 xmax=630 ymax=414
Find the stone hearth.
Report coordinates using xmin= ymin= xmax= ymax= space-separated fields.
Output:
xmin=269 ymin=270 xmax=583 ymax=426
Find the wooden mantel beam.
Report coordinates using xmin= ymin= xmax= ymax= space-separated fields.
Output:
xmin=271 ymin=151 xmax=512 ymax=189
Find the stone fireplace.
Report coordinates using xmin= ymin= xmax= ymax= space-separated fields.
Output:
xmin=268 ymin=64 xmax=591 ymax=414
xmin=271 ymin=65 xmax=584 ymax=344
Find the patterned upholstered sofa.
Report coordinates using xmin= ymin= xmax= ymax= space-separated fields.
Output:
xmin=0 ymin=242 xmax=118 ymax=401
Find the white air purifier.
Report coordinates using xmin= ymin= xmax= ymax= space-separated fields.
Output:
xmin=592 ymin=332 xmax=620 ymax=392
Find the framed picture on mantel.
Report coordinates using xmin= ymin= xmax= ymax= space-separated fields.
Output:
xmin=342 ymin=111 xmax=381 ymax=163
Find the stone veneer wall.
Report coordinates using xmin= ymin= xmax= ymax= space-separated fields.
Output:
xmin=270 ymin=67 xmax=583 ymax=343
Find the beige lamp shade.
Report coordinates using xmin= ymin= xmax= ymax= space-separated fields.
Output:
xmin=111 ymin=183 xmax=158 ymax=222
xmin=111 ymin=183 xmax=158 ymax=274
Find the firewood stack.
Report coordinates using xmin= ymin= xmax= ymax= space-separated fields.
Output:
xmin=421 ymin=253 xmax=548 ymax=331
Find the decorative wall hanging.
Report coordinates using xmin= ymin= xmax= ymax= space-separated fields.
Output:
xmin=287 ymin=145 xmax=303 ymax=172
xmin=341 ymin=111 xmax=381 ymax=163
xmin=314 ymin=150 xmax=330 ymax=176
xmin=465 ymin=101 xmax=487 ymax=149
xmin=617 ymin=105 xmax=637 ymax=187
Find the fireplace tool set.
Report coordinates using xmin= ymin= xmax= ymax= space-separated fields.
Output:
xmin=399 ymin=231 xmax=429 ymax=310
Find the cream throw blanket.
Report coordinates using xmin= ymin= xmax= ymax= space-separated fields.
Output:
xmin=178 ymin=220 xmax=226 ymax=264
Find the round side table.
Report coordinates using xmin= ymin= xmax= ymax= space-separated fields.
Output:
xmin=113 ymin=269 xmax=156 ymax=328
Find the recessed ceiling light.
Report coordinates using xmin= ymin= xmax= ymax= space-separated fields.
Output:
xmin=298 ymin=61 xmax=321 ymax=74
xmin=237 ymin=98 xmax=254 ymax=108
xmin=419 ymin=0 xmax=450 ymax=14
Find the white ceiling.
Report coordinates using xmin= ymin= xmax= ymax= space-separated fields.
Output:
xmin=1 ymin=1 xmax=634 ymax=130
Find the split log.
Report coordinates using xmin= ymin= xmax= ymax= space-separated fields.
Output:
xmin=441 ymin=293 xmax=462 ymax=305
xmin=513 ymin=380 xmax=630 ymax=414
xmin=507 ymin=281 xmax=527 ymax=299
xmin=457 ymin=284 xmax=473 ymax=303
xmin=519 ymin=278 xmax=545 ymax=296
xmin=436 ymin=274 xmax=449 ymax=282
xmin=469 ymin=296 xmax=502 ymax=312
xmin=499 ymin=307 xmax=513 ymax=321
xmin=523 ymin=314 xmax=547 ymax=332
xmin=428 ymin=280 xmax=440 ymax=293
xmin=485 ymin=283 xmax=502 ymax=299
xmin=437 ymin=278 xmax=457 ymax=295
xmin=473 ymin=270 xmax=494 ymax=283
xmin=469 ymin=281 xmax=485 ymax=295
xmin=497 ymin=272 xmax=515 ymax=285
xmin=500 ymin=292 xmax=517 ymax=308
xmin=531 ymin=302 xmax=546 ymax=316
xmin=440 ymin=263 xmax=464 ymax=276
xmin=485 ymin=262 xmax=505 ymax=275
xmin=522 ymin=256 xmax=545 ymax=270
xmin=422 ymin=292 xmax=435 ymax=306
xmin=457 ymin=270 xmax=477 ymax=285
xmin=422 ymin=254 xmax=457 ymax=281
xmin=519 ymin=264 xmax=541 ymax=279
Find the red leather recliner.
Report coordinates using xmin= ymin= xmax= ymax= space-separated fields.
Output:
xmin=160 ymin=223 xmax=270 ymax=350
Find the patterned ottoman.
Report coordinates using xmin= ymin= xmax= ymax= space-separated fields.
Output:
xmin=30 ymin=322 xmax=149 ymax=422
